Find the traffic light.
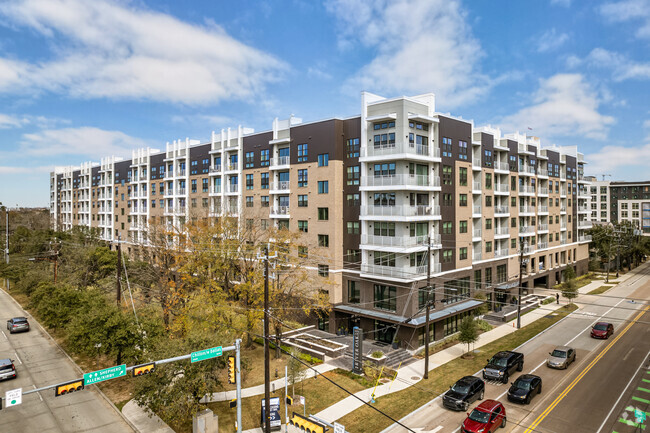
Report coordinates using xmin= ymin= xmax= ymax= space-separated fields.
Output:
xmin=132 ymin=362 xmax=155 ymax=377
xmin=229 ymin=398 xmax=237 ymax=409
xmin=288 ymin=412 xmax=327 ymax=433
xmin=55 ymin=379 xmax=84 ymax=396
xmin=286 ymin=395 xmax=293 ymax=405
xmin=227 ymin=356 xmax=236 ymax=384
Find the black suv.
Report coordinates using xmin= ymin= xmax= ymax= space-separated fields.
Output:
xmin=0 ymin=358 xmax=17 ymax=381
xmin=482 ymin=351 xmax=524 ymax=383
xmin=7 ymin=317 xmax=30 ymax=334
xmin=443 ymin=376 xmax=485 ymax=411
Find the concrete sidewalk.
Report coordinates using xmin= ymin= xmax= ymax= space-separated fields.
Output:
xmin=122 ymin=401 xmax=175 ymax=433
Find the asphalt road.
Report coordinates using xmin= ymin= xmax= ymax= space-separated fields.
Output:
xmin=0 ymin=287 xmax=134 ymax=433
xmin=383 ymin=263 xmax=650 ymax=433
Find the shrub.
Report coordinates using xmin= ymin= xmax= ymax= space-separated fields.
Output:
xmin=371 ymin=351 xmax=384 ymax=359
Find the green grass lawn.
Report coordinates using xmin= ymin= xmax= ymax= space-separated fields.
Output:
xmin=337 ymin=304 xmax=578 ymax=433
xmin=587 ymin=285 xmax=614 ymax=295
xmin=207 ymin=369 xmax=373 ymax=432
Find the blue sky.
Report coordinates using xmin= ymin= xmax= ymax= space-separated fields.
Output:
xmin=0 ymin=0 xmax=649 ymax=207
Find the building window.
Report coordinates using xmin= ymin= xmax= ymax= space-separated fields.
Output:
xmin=459 ymin=194 xmax=468 ymax=206
xmin=484 ymin=150 xmax=492 ymax=167
xmin=245 ymin=151 xmax=254 ymax=168
xmin=511 ymin=196 xmax=516 ymax=207
xmin=373 ymin=251 xmax=395 ymax=266
xmin=485 ymin=196 xmax=492 ymax=207
xmin=442 ymin=137 xmax=452 ymax=157
xmin=511 ymin=238 xmax=516 ymax=249
xmin=318 ymin=181 xmax=329 ymax=194
xmin=298 ymin=195 xmax=308 ymax=207
xmin=347 ymin=193 xmax=360 ymax=206
xmin=347 ymin=166 xmax=360 ymax=185
xmin=459 ymin=247 xmax=468 ymax=260
xmin=346 ymin=138 xmax=360 ymax=158
xmin=374 ymin=162 xmax=396 ymax=177
xmin=511 ymin=176 xmax=517 ymax=191
xmin=348 ymin=281 xmax=360 ymax=304
xmin=459 ymin=140 xmax=468 ymax=160
xmin=298 ymin=220 xmax=308 ymax=233
xmin=374 ymin=121 xmax=396 ymax=130
xmin=261 ymin=219 xmax=269 ymax=230
xmin=318 ymin=153 xmax=329 ymax=167
xmin=347 ymin=249 xmax=361 ymax=263
xmin=318 ymin=264 xmax=329 ymax=277
xmin=459 ymin=167 xmax=467 ymax=186
xmin=318 ymin=207 xmax=329 ymax=220
xmin=474 ymin=270 xmax=482 ymax=289
xmin=373 ymin=133 xmax=396 ymax=148
xmin=246 ymin=196 xmax=254 ymax=207
xmin=374 ymin=284 xmax=396 ymax=312
xmin=459 ymin=220 xmax=468 ymax=233
xmin=374 ymin=222 xmax=395 ymax=236
xmin=297 ymin=169 xmax=308 ymax=187
xmin=443 ymin=193 xmax=453 ymax=206
xmin=298 ymin=144 xmax=308 ymax=162
xmin=191 ymin=179 xmax=197 ymax=193
xmin=202 ymin=178 xmax=209 ymax=193
xmin=511 ymin=217 xmax=517 ymax=228
xmin=261 ymin=172 xmax=269 ymax=189
xmin=260 ymin=149 xmax=270 ymax=166
xmin=318 ymin=234 xmax=329 ymax=247
xmin=485 ymin=173 xmax=492 ymax=189
xmin=485 ymin=218 xmax=492 ymax=230
xmin=298 ymin=246 xmax=308 ymax=259
xmin=261 ymin=196 xmax=269 ymax=207
xmin=443 ymin=221 xmax=453 ymax=234
xmin=347 ymin=221 xmax=360 ymax=234
xmin=443 ymin=249 xmax=453 ymax=263
xmin=418 ymin=285 xmax=434 ymax=309
xmin=486 ymin=241 xmax=492 ymax=253
xmin=246 ymin=174 xmax=254 ymax=190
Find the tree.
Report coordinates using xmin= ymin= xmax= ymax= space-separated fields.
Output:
xmin=561 ymin=266 xmax=578 ymax=304
xmin=286 ymin=347 xmax=307 ymax=397
xmin=458 ymin=316 xmax=479 ymax=355
xmin=589 ymin=224 xmax=614 ymax=282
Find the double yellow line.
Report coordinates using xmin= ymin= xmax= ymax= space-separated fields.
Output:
xmin=523 ymin=305 xmax=650 ymax=433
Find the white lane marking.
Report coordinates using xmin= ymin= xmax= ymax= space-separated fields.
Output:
xmin=495 ymin=359 xmax=547 ymax=401
xmin=1 ymin=330 xmax=6 ymax=340
xmin=430 ymin=427 xmax=443 ymax=433
xmin=565 ymin=298 xmax=626 ymax=346
xmin=32 ymin=384 xmax=43 ymax=402
xmin=595 ymin=348 xmax=650 ymax=433
xmin=14 ymin=351 xmax=22 ymax=365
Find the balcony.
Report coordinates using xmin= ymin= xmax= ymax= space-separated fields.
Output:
xmin=495 ymin=227 xmax=509 ymax=236
xmin=560 ymin=189 xmax=567 ymax=197
xmin=270 ymin=181 xmax=290 ymax=192
xmin=177 ymin=188 xmax=186 ymax=195
xmin=578 ymin=205 xmax=589 ymax=213
xmin=494 ymin=183 xmax=509 ymax=194
xmin=578 ymin=235 xmax=592 ymax=243
xmin=360 ymin=143 xmax=440 ymax=160
xmin=519 ymin=206 xmax=535 ymax=214
xmin=473 ymin=252 xmax=482 ymax=261
xmin=210 ymin=185 xmax=221 ymax=194
xmin=472 ymin=229 xmax=482 ymax=240
xmin=538 ymin=187 xmax=549 ymax=196
xmin=519 ymin=226 xmax=535 ymax=234
xmin=537 ymin=242 xmax=548 ymax=250
xmin=494 ymin=206 xmax=509 ymax=215
xmin=227 ymin=164 xmax=238 ymax=172
xmin=537 ymin=224 xmax=549 ymax=232
xmin=538 ymin=205 xmax=549 ymax=214
xmin=270 ymin=156 xmax=290 ymax=169
xmin=360 ymin=174 xmax=441 ymax=189
xmin=519 ymin=166 xmax=536 ymax=176
xmin=361 ymin=234 xmax=441 ymax=249
xmin=227 ymin=184 xmax=239 ymax=193
xmin=209 ymin=166 xmax=221 ymax=174
xmin=538 ymin=168 xmax=549 ymax=177
xmin=519 ymin=185 xmax=535 ymax=195
xmin=270 ymin=206 xmax=290 ymax=218
xmin=495 ymin=249 xmax=509 ymax=258
xmin=473 ymin=205 xmax=482 ymax=216
xmin=164 ymin=171 xmax=174 ymax=179
xmin=361 ymin=263 xmax=438 ymax=279
xmin=472 ymin=182 xmax=482 ymax=192
xmin=523 ymin=245 xmax=536 ymax=254
xmin=361 ymin=205 xmax=437 ymax=218
xmin=578 ymin=221 xmax=593 ymax=229
xmin=494 ymin=161 xmax=509 ymax=172
xmin=560 ymin=206 xmax=567 ymax=213
xmin=178 ymin=169 xmax=186 ymax=176
xmin=560 ymin=223 xmax=567 ymax=230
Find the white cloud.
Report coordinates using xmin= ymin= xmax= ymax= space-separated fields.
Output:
xmin=0 ymin=113 xmax=27 ymax=129
xmin=0 ymin=0 xmax=287 ymax=105
xmin=575 ymin=48 xmax=650 ymax=81
xmin=536 ymin=28 xmax=569 ymax=52
xmin=600 ymin=0 xmax=650 ymax=40
xmin=307 ymin=67 xmax=332 ymax=81
xmin=19 ymin=126 xmax=153 ymax=158
xmin=325 ymin=0 xmax=488 ymax=107
xmin=499 ymin=73 xmax=615 ymax=140
xmin=586 ymin=143 xmax=650 ymax=178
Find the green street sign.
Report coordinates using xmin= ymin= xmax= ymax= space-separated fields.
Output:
xmin=84 ymin=364 xmax=127 ymax=385
xmin=191 ymin=346 xmax=223 ymax=363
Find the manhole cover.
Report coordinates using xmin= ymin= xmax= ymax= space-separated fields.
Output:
xmin=411 ymin=376 xmax=421 ymax=381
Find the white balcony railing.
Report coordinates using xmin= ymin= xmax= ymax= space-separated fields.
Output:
xmin=538 ymin=205 xmax=549 ymax=213
xmin=361 ymin=205 xmax=437 ymax=217
xmin=270 ymin=181 xmax=290 ymax=191
xmin=578 ymin=235 xmax=592 ymax=243
xmin=519 ymin=185 xmax=535 ymax=194
xmin=472 ymin=182 xmax=482 ymax=191
xmin=473 ymin=205 xmax=482 ymax=215
xmin=494 ymin=183 xmax=509 ymax=193
xmin=361 ymin=174 xmax=441 ymax=188
xmin=361 ymin=234 xmax=441 ymax=248
xmin=495 ymin=206 xmax=509 ymax=214
xmin=537 ymin=224 xmax=549 ymax=232
xmin=519 ymin=226 xmax=536 ymax=234
xmin=361 ymin=263 xmax=437 ymax=279
xmin=537 ymin=242 xmax=548 ymax=250
xmin=270 ymin=156 xmax=290 ymax=167
xmin=578 ymin=221 xmax=593 ymax=229
xmin=209 ymin=166 xmax=221 ymax=173
xmin=519 ymin=206 xmax=535 ymax=214
xmin=361 ymin=143 xmax=440 ymax=159
xmin=228 ymin=184 xmax=239 ymax=193
xmin=270 ymin=206 xmax=290 ymax=216
xmin=494 ymin=249 xmax=509 ymax=258
xmin=473 ymin=229 xmax=482 ymax=238
xmin=495 ymin=227 xmax=509 ymax=236
xmin=210 ymin=185 xmax=221 ymax=194
xmin=473 ymin=252 xmax=482 ymax=261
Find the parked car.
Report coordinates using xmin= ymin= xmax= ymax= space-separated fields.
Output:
xmin=591 ymin=322 xmax=614 ymax=339
xmin=547 ymin=346 xmax=576 ymax=369
xmin=461 ymin=399 xmax=506 ymax=433
xmin=507 ymin=374 xmax=542 ymax=404
xmin=443 ymin=376 xmax=485 ymax=411
xmin=0 ymin=358 xmax=17 ymax=381
xmin=482 ymin=351 xmax=524 ymax=383
xmin=6 ymin=317 xmax=30 ymax=334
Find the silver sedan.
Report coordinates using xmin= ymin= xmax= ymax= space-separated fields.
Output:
xmin=547 ymin=345 xmax=576 ymax=369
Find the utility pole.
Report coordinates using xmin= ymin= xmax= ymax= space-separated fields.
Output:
xmin=424 ymin=235 xmax=432 ymax=380
xmin=263 ymin=246 xmax=271 ymax=433
xmin=236 ymin=338 xmax=242 ymax=433
xmin=517 ymin=237 xmax=527 ymax=329
xmin=116 ymin=235 xmax=122 ymax=305
xmin=51 ymin=238 xmax=60 ymax=283
xmin=5 ymin=206 xmax=9 ymax=291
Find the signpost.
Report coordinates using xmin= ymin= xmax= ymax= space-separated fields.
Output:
xmin=5 ymin=388 xmax=21 ymax=407
xmin=261 ymin=396 xmax=281 ymax=429
xmin=84 ymin=364 xmax=126 ymax=385
xmin=191 ymin=346 xmax=223 ymax=363
xmin=333 ymin=421 xmax=345 ymax=433
xmin=352 ymin=327 xmax=363 ymax=375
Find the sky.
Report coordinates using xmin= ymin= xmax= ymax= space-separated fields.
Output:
xmin=0 ymin=0 xmax=649 ymax=207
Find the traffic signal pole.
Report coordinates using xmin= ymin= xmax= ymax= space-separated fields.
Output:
xmin=116 ymin=235 xmax=122 ymax=305
xmin=264 ymin=246 xmax=271 ymax=433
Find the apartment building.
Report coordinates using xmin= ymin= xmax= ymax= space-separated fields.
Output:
xmin=50 ymin=91 xmax=591 ymax=350
xmin=586 ymin=178 xmax=650 ymax=234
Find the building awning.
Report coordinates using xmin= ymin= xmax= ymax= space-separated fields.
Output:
xmin=333 ymin=299 xmax=484 ymax=327
xmin=496 ymin=281 xmax=519 ymax=290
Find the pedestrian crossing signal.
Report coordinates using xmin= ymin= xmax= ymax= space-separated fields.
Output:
xmin=55 ymin=379 xmax=84 ymax=396
xmin=286 ymin=395 xmax=293 ymax=405
xmin=229 ymin=398 xmax=237 ymax=409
